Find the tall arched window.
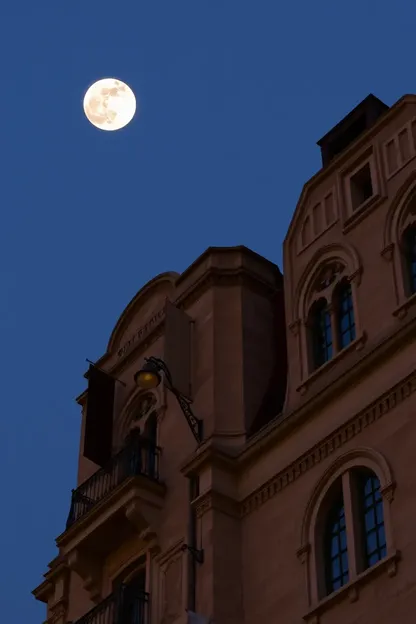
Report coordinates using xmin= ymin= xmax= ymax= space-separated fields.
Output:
xmin=334 ymin=279 xmax=356 ymax=350
xmin=402 ymin=224 xmax=416 ymax=296
xmin=319 ymin=469 xmax=387 ymax=599
xmin=309 ymin=298 xmax=333 ymax=370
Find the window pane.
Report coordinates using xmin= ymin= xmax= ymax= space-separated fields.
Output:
xmin=365 ymin=509 xmax=375 ymax=530
xmin=368 ymin=552 xmax=379 ymax=566
xmin=378 ymin=524 xmax=386 ymax=548
xmin=341 ymin=551 xmax=348 ymax=573
xmin=376 ymin=502 xmax=384 ymax=524
xmin=367 ymin=531 xmax=378 ymax=554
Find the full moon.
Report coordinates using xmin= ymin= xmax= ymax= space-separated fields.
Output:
xmin=83 ymin=78 xmax=136 ymax=131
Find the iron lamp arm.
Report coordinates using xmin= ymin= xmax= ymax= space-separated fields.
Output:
xmin=145 ymin=357 xmax=203 ymax=444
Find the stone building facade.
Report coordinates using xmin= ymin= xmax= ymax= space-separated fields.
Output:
xmin=33 ymin=92 xmax=416 ymax=624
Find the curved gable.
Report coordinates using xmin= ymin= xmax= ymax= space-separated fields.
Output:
xmin=107 ymin=272 xmax=179 ymax=354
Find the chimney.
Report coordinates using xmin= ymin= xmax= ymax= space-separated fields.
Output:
xmin=317 ymin=94 xmax=389 ymax=167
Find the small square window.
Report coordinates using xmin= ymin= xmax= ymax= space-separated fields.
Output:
xmin=350 ymin=163 xmax=373 ymax=210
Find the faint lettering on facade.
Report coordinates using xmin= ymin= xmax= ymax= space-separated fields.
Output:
xmin=117 ymin=308 xmax=165 ymax=358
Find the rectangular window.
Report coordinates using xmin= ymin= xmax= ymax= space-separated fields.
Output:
xmin=350 ymin=163 xmax=373 ymax=211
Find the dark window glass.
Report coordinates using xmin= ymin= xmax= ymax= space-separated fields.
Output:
xmin=324 ymin=499 xmax=349 ymax=594
xmin=336 ymin=281 xmax=356 ymax=349
xmin=359 ymin=474 xmax=386 ymax=568
xmin=310 ymin=299 xmax=333 ymax=369
xmin=403 ymin=225 xmax=416 ymax=296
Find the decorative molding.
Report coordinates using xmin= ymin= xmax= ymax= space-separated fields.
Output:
xmin=293 ymin=242 xmax=362 ymax=323
xmin=381 ymin=481 xmax=396 ymax=503
xmin=67 ymin=549 xmax=101 ymax=602
xmin=393 ymin=292 xmax=416 ymax=319
xmin=125 ymin=499 xmax=151 ymax=533
xmin=176 ymin=267 xmax=280 ymax=311
xmin=241 ymin=371 xmax=416 ymax=517
xmin=289 ymin=319 xmax=301 ymax=336
xmin=381 ymin=243 xmax=395 ymax=262
xmin=155 ymin=537 xmax=186 ymax=567
xmin=193 ymin=490 xmax=239 ymax=519
xmin=181 ymin=440 xmax=238 ymax=478
xmin=312 ymin=261 xmax=345 ymax=293
xmin=47 ymin=601 xmax=67 ymax=624
xmin=348 ymin=266 xmax=363 ymax=286
xmin=296 ymin=543 xmax=310 ymax=564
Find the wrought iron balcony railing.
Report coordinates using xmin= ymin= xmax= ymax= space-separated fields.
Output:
xmin=70 ymin=586 xmax=149 ymax=624
xmin=66 ymin=436 xmax=160 ymax=529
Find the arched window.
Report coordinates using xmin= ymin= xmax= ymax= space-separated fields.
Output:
xmin=113 ymin=555 xmax=149 ymax=624
xmin=334 ymin=279 xmax=356 ymax=350
xmin=309 ymin=298 xmax=333 ymax=370
xmin=320 ymin=469 xmax=387 ymax=598
xmin=402 ymin=224 xmax=416 ymax=296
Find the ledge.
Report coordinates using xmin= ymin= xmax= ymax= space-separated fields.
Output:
xmin=296 ymin=331 xmax=367 ymax=396
xmin=303 ymin=550 xmax=401 ymax=623
xmin=393 ymin=292 xmax=416 ymax=319
xmin=180 ymin=438 xmax=239 ymax=477
xmin=342 ymin=194 xmax=385 ymax=234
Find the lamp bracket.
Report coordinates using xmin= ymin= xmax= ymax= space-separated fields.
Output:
xmin=145 ymin=357 xmax=203 ymax=444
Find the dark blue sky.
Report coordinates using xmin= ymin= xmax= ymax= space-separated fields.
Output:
xmin=1 ymin=1 xmax=414 ymax=621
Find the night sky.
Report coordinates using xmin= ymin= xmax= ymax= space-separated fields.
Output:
xmin=1 ymin=1 xmax=414 ymax=622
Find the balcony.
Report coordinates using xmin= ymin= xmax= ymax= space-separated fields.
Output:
xmin=57 ymin=436 xmax=165 ymax=600
xmin=66 ymin=437 xmax=161 ymax=528
xmin=70 ymin=586 xmax=149 ymax=624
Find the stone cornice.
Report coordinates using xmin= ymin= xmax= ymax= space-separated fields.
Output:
xmin=240 ymin=369 xmax=416 ymax=516
xmin=180 ymin=439 xmax=238 ymax=477
xmin=32 ymin=579 xmax=53 ymax=603
xmin=193 ymin=490 xmax=240 ymax=519
xmin=32 ymin=557 xmax=69 ymax=603
xmin=175 ymin=266 xmax=280 ymax=310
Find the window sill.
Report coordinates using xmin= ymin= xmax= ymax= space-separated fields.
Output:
xmin=393 ymin=292 xmax=416 ymax=319
xmin=303 ymin=550 xmax=401 ymax=623
xmin=342 ymin=193 xmax=384 ymax=234
xmin=297 ymin=331 xmax=367 ymax=396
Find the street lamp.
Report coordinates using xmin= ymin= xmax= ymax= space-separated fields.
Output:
xmin=134 ymin=357 xmax=203 ymax=444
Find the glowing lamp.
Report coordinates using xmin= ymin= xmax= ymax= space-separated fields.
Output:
xmin=134 ymin=360 xmax=161 ymax=389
